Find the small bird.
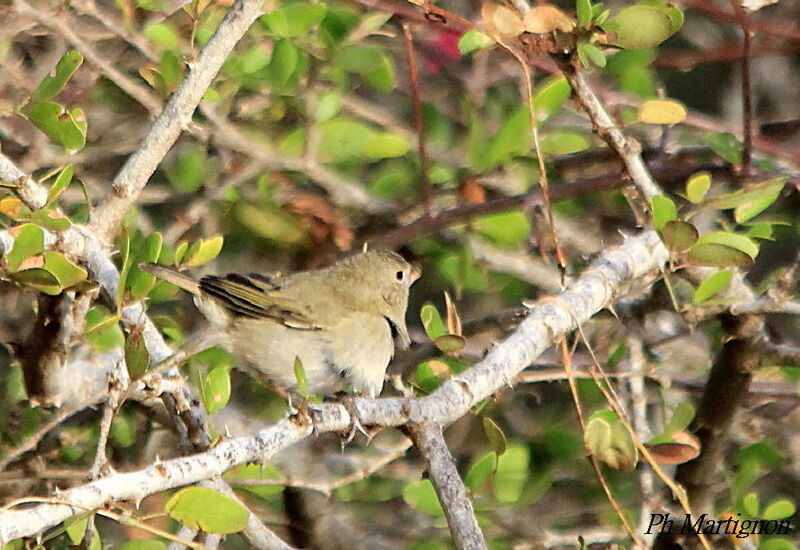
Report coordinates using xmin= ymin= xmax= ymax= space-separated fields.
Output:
xmin=141 ymin=250 xmax=419 ymax=399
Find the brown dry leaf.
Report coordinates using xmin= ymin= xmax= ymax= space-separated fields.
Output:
xmin=523 ymin=5 xmax=575 ymax=33
xmin=443 ymin=291 xmax=462 ymax=336
xmin=645 ymin=431 xmax=701 ymax=464
xmin=481 ymin=1 xmax=525 ymax=36
xmin=286 ymin=192 xmax=354 ymax=250
xmin=458 ymin=177 xmax=486 ymax=204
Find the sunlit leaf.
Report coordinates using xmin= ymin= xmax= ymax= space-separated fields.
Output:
xmin=685 ymin=171 xmax=711 ymax=204
xmin=523 ymin=5 xmax=575 ymax=33
xmin=403 ymin=480 xmax=443 ymax=516
xmin=584 ymin=409 xmax=638 ymax=470
xmin=457 ymin=30 xmax=495 ymax=55
xmin=165 ymin=487 xmax=248 ymax=534
xmin=692 ymin=269 xmax=732 ymax=303
xmin=603 ymin=5 xmax=675 ymax=49
xmin=650 ymin=195 xmax=676 ymax=231
xmin=31 ymin=50 xmax=83 ymax=103
xmin=48 ymin=164 xmax=73 ymax=203
xmin=202 ymin=366 xmax=231 ymax=414
xmin=420 ymin=303 xmax=446 ymax=340
xmin=482 ymin=417 xmax=507 ymax=457
xmin=5 ymin=223 xmax=44 ymax=271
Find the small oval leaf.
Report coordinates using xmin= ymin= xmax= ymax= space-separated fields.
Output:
xmin=637 ymin=99 xmax=687 ymax=125
xmin=660 ymin=220 xmax=698 ymax=253
xmin=692 ymin=269 xmax=732 ymax=303
xmin=165 ymin=487 xmax=248 ymax=534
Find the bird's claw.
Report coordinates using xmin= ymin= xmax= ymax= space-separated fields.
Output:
xmin=336 ymin=392 xmax=368 ymax=445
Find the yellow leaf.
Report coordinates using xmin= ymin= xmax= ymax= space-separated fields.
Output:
xmin=0 ymin=196 xmax=22 ymax=216
xmin=637 ymin=99 xmax=687 ymax=125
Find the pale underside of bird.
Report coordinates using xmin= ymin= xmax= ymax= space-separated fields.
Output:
xmin=142 ymin=250 xmax=419 ymax=399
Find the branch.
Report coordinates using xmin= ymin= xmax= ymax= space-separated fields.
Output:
xmin=0 ymin=230 xmax=668 ymax=543
xmin=408 ymin=422 xmax=487 ymax=550
xmin=88 ymin=0 xmax=265 ymax=242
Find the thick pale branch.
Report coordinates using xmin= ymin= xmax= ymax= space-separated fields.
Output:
xmin=0 ymin=230 xmax=667 ymax=543
xmin=409 ymin=422 xmax=487 ymax=550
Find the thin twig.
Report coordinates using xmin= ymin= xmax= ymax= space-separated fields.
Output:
xmin=401 ymin=23 xmax=433 ymax=217
xmin=728 ymin=0 xmax=754 ymax=176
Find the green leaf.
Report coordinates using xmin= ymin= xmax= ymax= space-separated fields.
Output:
xmin=695 ymin=231 xmax=758 ymax=259
xmin=48 ymin=164 xmax=73 ymax=203
xmin=650 ymin=195 xmax=676 ymax=231
xmin=474 ymin=210 xmax=530 ymax=246
xmin=762 ymin=499 xmax=796 ymax=520
xmin=31 ymin=50 xmax=83 ymax=103
xmin=692 ymin=269 xmax=732 ymax=303
xmin=361 ymin=133 xmax=409 ymax=159
xmin=494 ymin=443 xmax=529 ymax=502
xmin=744 ymin=221 xmax=774 ymax=240
xmin=742 ymin=492 xmax=760 ymax=517
xmin=10 ymin=268 xmax=62 ymax=295
xmin=539 ymin=131 xmax=591 ymax=155
xmin=759 ymin=539 xmax=795 ymax=550
xmin=420 ymin=303 xmax=446 ymax=340
xmin=734 ymin=180 xmax=785 ymax=223
xmin=5 ymin=223 xmax=44 ymax=271
xmin=483 ymin=107 xmax=531 ymax=169
xmin=43 ymin=251 xmax=87 ymax=288
xmin=577 ymin=43 xmax=606 ymax=68
xmin=457 ymin=30 xmax=494 ymax=55
xmin=117 ymin=541 xmax=167 ymax=550
xmin=701 ymin=178 xmax=785 ymax=215
xmin=128 ymin=232 xmax=163 ymax=300
xmin=403 ymin=480 xmax=443 ymax=516
xmin=482 ymin=417 xmax=507 ymax=457
xmin=124 ymin=327 xmax=150 ymax=379
xmin=603 ymin=5 xmax=675 ymax=49
xmin=262 ymin=3 xmax=327 ymax=37
xmin=181 ymin=235 xmax=223 ymax=268
xmin=165 ymin=487 xmax=248 ymax=534
xmin=143 ymin=21 xmax=178 ymax=49
xmin=65 ymin=515 xmax=101 ymax=550
xmin=293 ymin=356 xmax=307 ymax=392
xmin=312 ymin=91 xmax=341 ymax=122
xmin=316 ymin=117 xmax=374 ymax=163
xmin=685 ymin=171 xmax=711 ymax=204
xmin=686 ymin=243 xmax=753 ymax=268
xmin=584 ymin=409 xmax=638 ymax=470
xmin=704 ymin=132 xmax=742 ymax=164
xmin=464 ymin=451 xmax=496 ymax=491
xmin=25 ymin=101 xmax=87 ymax=151
xmin=268 ymin=39 xmax=299 ymax=88
xmin=665 ymin=401 xmax=695 ymax=434
xmin=202 ymin=366 xmax=231 ymax=414
xmin=660 ymin=220 xmax=698 ymax=253
xmin=109 ymin=415 xmax=136 ymax=448
xmin=335 ymin=44 xmax=395 ymax=92
xmin=576 ymin=0 xmax=592 ymax=26
xmin=532 ymin=76 xmax=570 ymax=122
xmin=30 ymin=208 xmax=71 ymax=231
xmin=173 ymin=241 xmax=188 ymax=267
xmin=164 ymin=144 xmax=206 ymax=193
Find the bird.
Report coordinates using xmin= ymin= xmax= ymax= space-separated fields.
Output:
xmin=140 ymin=250 xmax=419 ymax=399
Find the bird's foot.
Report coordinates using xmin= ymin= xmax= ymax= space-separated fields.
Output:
xmin=333 ymin=392 xmax=370 ymax=445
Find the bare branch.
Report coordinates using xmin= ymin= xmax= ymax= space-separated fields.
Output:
xmin=409 ymin=421 xmax=487 ymax=550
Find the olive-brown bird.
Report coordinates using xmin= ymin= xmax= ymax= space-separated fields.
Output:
xmin=141 ymin=250 xmax=419 ymax=398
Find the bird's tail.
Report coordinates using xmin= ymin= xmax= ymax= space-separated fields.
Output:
xmin=138 ymin=263 xmax=200 ymax=295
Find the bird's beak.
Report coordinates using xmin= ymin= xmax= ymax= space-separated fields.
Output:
xmin=409 ymin=265 xmax=421 ymax=284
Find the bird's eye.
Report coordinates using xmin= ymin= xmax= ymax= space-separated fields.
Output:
xmin=395 ymin=270 xmax=404 ymax=281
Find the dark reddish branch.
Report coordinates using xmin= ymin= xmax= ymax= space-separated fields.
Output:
xmin=402 ymin=23 xmax=433 ymax=217
xmin=653 ymin=42 xmax=800 ymax=70
xmin=727 ymin=0 xmax=754 ymax=177
xmin=368 ymin=161 xmax=719 ymax=250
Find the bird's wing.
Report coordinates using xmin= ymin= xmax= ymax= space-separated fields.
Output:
xmin=198 ymin=273 xmax=320 ymax=330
